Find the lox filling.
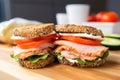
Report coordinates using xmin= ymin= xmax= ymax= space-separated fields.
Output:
xmin=55 ymin=33 xmax=109 ymax=65
xmin=11 ymin=34 xmax=56 ymax=63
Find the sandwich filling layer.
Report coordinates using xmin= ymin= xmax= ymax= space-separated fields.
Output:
xmin=13 ymin=42 xmax=54 ymax=59
xmin=55 ymin=40 xmax=109 ymax=64
xmin=12 ymin=34 xmax=56 ymax=63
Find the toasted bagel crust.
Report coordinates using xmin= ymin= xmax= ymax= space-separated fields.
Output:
xmin=14 ymin=23 xmax=54 ymax=38
xmin=58 ymin=57 xmax=106 ymax=68
xmin=19 ymin=55 xmax=54 ymax=69
xmin=55 ymin=24 xmax=103 ymax=37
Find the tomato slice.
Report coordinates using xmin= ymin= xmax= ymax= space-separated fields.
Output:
xmin=60 ymin=36 xmax=101 ymax=46
xmin=18 ymin=38 xmax=51 ymax=49
xmin=14 ymin=34 xmax=56 ymax=44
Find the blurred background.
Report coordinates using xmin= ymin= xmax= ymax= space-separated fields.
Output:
xmin=0 ymin=0 xmax=120 ymax=23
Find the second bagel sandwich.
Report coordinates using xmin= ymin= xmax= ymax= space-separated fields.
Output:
xmin=54 ymin=24 xmax=109 ymax=67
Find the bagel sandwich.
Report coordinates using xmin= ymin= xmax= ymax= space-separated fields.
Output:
xmin=11 ymin=23 xmax=56 ymax=69
xmin=54 ymin=24 xmax=109 ymax=67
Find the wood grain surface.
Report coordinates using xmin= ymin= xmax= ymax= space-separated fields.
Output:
xmin=0 ymin=43 xmax=120 ymax=80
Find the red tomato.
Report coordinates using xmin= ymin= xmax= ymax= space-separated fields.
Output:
xmin=96 ymin=12 xmax=105 ymax=22
xmin=14 ymin=34 xmax=56 ymax=44
xmin=96 ymin=11 xmax=119 ymax=22
xmin=18 ymin=39 xmax=51 ymax=49
xmin=60 ymin=36 xmax=101 ymax=46
xmin=15 ymin=34 xmax=57 ymax=49
xmin=88 ymin=14 xmax=96 ymax=22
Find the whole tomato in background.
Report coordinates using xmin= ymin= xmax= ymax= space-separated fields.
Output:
xmin=96 ymin=11 xmax=119 ymax=22
xmin=88 ymin=11 xmax=119 ymax=22
xmin=95 ymin=12 xmax=105 ymax=21
xmin=88 ymin=14 xmax=96 ymax=22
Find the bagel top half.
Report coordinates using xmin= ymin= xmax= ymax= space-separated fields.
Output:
xmin=55 ymin=24 xmax=104 ymax=37
xmin=14 ymin=23 xmax=54 ymax=38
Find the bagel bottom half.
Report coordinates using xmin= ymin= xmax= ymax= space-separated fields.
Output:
xmin=19 ymin=55 xmax=54 ymax=69
xmin=58 ymin=57 xmax=106 ymax=68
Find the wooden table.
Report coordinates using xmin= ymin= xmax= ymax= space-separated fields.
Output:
xmin=0 ymin=43 xmax=120 ymax=80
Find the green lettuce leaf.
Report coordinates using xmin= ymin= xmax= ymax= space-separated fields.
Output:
xmin=75 ymin=58 xmax=95 ymax=65
xmin=10 ymin=54 xmax=19 ymax=62
xmin=101 ymin=52 xmax=109 ymax=59
xmin=28 ymin=54 xmax=50 ymax=63
xmin=75 ymin=58 xmax=86 ymax=65
xmin=57 ymin=53 xmax=63 ymax=59
xmin=85 ymin=60 xmax=95 ymax=65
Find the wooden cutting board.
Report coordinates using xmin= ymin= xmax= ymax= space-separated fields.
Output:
xmin=0 ymin=43 xmax=120 ymax=80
